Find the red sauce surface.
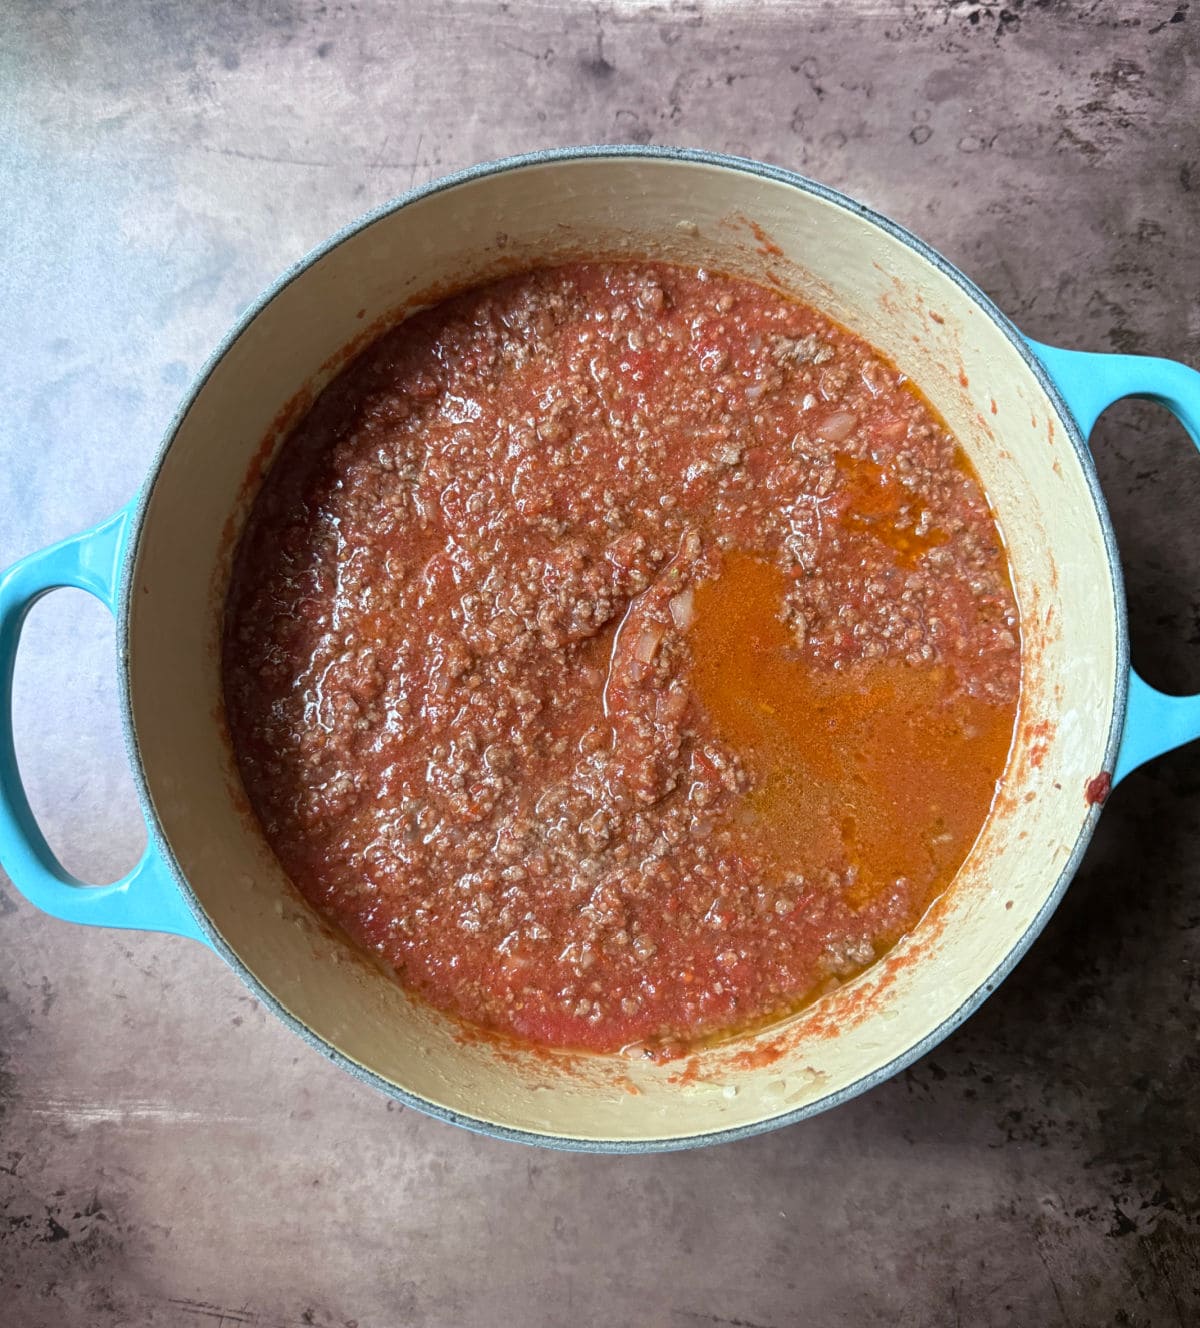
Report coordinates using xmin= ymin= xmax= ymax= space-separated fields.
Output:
xmin=224 ymin=262 xmax=1020 ymax=1056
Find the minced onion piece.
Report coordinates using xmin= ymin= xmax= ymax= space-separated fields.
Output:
xmin=668 ymin=588 xmax=695 ymax=630
xmin=633 ymin=622 xmax=665 ymax=664
xmin=816 ymin=409 xmax=857 ymax=442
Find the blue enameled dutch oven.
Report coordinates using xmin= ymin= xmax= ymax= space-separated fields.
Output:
xmin=2 ymin=148 xmax=1199 ymax=1151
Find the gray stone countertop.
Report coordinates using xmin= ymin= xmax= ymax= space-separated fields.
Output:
xmin=1 ymin=2 xmax=1198 ymax=1324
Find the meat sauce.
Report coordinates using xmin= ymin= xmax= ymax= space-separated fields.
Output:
xmin=223 ymin=262 xmax=1020 ymax=1057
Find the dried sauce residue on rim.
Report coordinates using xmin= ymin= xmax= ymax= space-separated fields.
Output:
xmin=222 ymin=260 xmax=1021 ymax=1058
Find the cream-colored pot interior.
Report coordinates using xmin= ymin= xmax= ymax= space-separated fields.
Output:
xmin=127 ymin=152 xmax=1118 ymax=1147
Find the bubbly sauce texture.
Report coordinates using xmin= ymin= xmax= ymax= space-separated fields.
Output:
xmin=223 ymin=261 xmax=1021 ymax=1056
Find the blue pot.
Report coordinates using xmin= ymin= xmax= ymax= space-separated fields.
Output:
xmin=2 ymin=148 xmax=1198 ymax=1151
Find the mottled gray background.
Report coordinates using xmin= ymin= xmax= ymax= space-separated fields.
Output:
xmin=2 ymin=1 xmax=1199 ymax=1324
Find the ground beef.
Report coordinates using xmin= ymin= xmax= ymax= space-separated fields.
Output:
xmin=223 ymin=262 xmax=1020 ymax=1056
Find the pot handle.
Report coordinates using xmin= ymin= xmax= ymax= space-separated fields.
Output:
xmin=1029 ymin=340 xmax=1200 ymax=784
xmin=0 ymin=507 xmax=207 ymax=941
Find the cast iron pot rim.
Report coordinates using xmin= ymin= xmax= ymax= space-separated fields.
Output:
xmin=114 ymin=144 xmax=1127 ymax=1153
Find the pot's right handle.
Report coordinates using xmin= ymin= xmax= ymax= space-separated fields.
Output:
xmin=1029 ymin=340 xmax=1200 ymax=784
xmin=0 ymin=507 xmax=207 ymax=941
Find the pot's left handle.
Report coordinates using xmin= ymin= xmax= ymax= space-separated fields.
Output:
xmin=0 ymin=507 xmax=207 ymax=941
xmin=1030 ymin=340 xmax=1200 ymax=785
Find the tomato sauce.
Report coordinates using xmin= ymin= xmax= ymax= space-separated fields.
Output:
xmin=224 ymin=262 xmax=1020 ymax=1056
